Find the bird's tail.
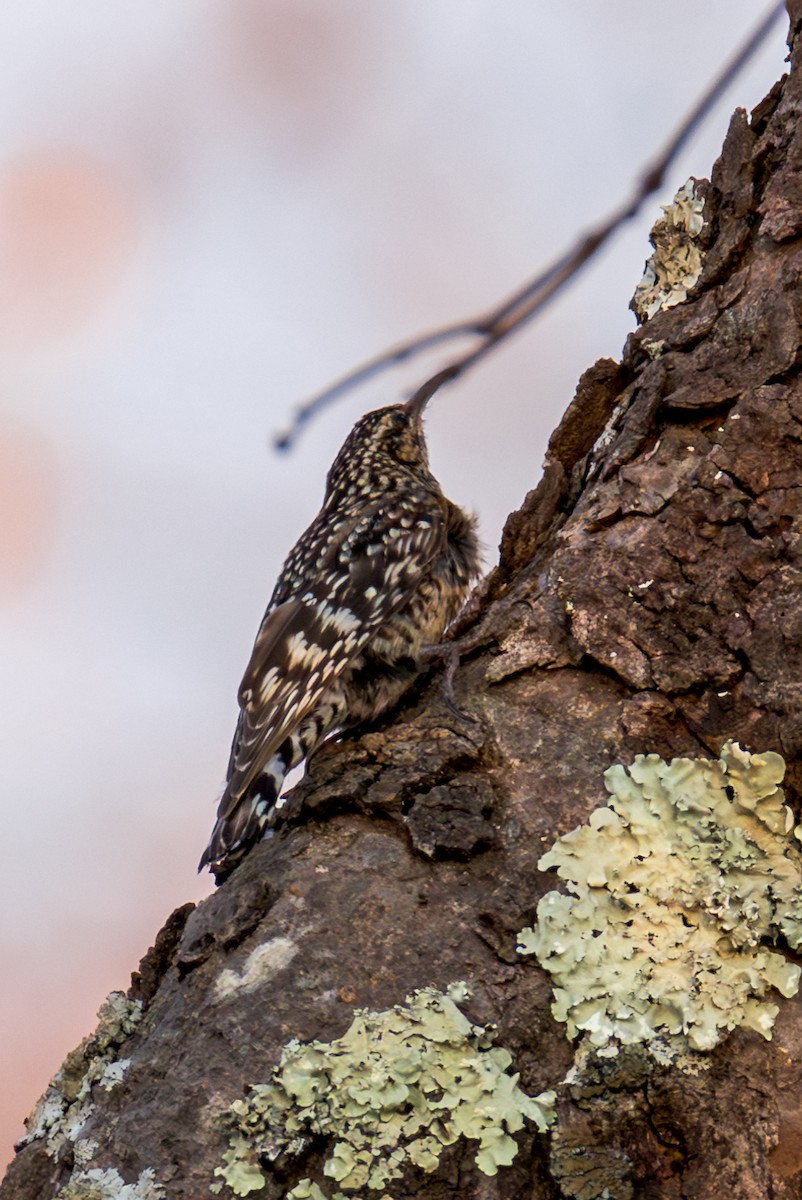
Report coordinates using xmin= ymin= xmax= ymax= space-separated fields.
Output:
xmin=200 ymin=705 xmax=341 ymax=883
xmin=198 ymin=775 xmax=286 ymax=883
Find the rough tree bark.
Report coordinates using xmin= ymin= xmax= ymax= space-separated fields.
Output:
xmin=7 ymin=8 xmax=802 ymax=1200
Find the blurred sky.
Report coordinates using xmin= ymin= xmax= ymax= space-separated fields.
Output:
xmin=0 ymin=0 xmax=789 ymax=1171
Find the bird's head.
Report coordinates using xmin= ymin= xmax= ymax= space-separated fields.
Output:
xmin=354 ymin=402 xmax=429 ymax=464
xmin=326 ymin=392 xmax=438 ymax=498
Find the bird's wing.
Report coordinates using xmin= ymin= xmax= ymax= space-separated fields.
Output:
xmin=217 ymin=500 xmax=444 ymax=818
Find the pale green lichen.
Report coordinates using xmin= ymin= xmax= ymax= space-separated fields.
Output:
xmin=73 ymin=1138 xmax=100 ymax=1169
xmin=642 ymin=338 xmax=666 ymax=360
xmin=632 ymin=178 xmax=706 ymax=322
xmin=215 ymin=983 xmax=555 ymax=1198
xmin=285 ymin=1183 xmax=330 ymax=1200
xmin=55 ymin=1166 xmax=164 ymax=1199
xmin=519 ymin=742 xmax=802 ymax=1056
xmin=20 ymin=992 xmax=142 ymax=1158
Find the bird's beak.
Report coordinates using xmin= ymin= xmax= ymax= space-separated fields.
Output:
xmin=404 ymin=367 xmax=456 ymax=421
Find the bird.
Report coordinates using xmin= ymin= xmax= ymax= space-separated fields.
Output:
xmin=199 ymin=382 xmax=481 ymax=882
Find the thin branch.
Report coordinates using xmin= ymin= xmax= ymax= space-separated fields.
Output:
xmin=275 ymin=0 xmax=785 ymax=452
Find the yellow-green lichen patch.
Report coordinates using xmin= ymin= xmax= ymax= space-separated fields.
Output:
xmin=285 ymin=1183 xmax=329 ymax=1200
xmin=632 ymin=178 xmax=706 ymax=322
xmin=55 ymin=1166 xmax=164 ymax=1199
xmin=519 ymin=743 xmax=802 ymax=1056
xmin=21 ymin=992 xmax=142 ymax=1158
xmin=214 ymin=983 xmax=555 ymax=1198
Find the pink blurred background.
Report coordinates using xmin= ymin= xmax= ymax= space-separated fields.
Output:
xmin=0 ymin=1 xmax=788 ymax=1170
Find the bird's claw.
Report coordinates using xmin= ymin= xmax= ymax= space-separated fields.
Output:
xmin=420 ymin=640 xmax=479 ymax=724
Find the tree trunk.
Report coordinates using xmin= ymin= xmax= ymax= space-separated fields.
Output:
xmin=6 ymin=8 xmax=802 ymax=1199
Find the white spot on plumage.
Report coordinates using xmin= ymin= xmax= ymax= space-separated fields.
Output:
xmin=303 ymin=644 xmax=326 ymax=668
xmin=286 ymin=631 xmax=309 ymax=663
xmin=315 ymin=601 xmax=360 ymax=635
xmin=258 ymin=666 xmax=280 ymax=700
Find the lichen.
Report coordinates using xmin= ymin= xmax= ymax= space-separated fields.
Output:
xmin=73 ymin=1139 xmax=100 ymax=1169
xmin=519 ymin=742 xmax=802 ymax=1057
xmin=215 ymin=983 xmax=555 ymax=1198
xmin=642 ymin=338 xmax=666 ymax=360
xmin=20 ymin=992 xmax=142 ymax=1158
xmin=55 ymin=1166 xmax=164 ymax=1199
xmin=632 ymin=177 xmax=706 ymax=322
xmin=286 ymin=1184 xmax=330 ymax=1200
xmin=215 ymin=936 xmax=299 ymax=1002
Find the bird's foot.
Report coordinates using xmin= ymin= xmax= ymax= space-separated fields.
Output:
xmin=419 ymin=640 xmax=479 ymax=724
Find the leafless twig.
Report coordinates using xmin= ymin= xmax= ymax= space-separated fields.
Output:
xmin=275 ymin=1 xmax=785 ymax=451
